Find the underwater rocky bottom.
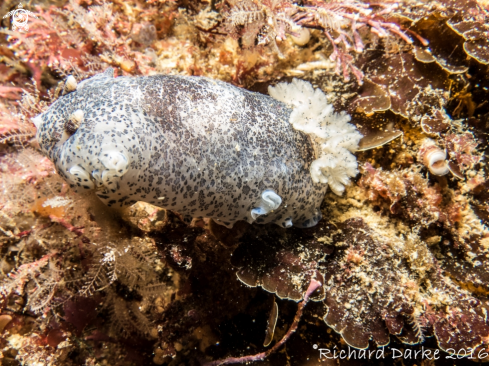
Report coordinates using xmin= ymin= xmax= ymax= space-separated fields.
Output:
xmin=1 ymin=0 xmax=489 ymax=365
xmin=1 ymin=171 xmax=489 ymax=366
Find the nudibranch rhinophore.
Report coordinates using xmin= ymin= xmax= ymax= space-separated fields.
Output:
xmin=33 ymin=69 xmax=362 ymax=228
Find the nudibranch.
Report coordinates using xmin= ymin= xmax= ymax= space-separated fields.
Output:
xmin=33 ymin=69 xmax=361 ymax=228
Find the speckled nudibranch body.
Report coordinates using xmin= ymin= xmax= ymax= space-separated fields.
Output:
xmin=34 ymin=69 xmax=335 ymax=228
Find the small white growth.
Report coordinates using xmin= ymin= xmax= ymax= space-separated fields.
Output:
xmin=70 ymin=109 xmax=84 ymax=124
xmin=69 ymin=165 xmax=94 ymax=189
xmin=283 ymin=218 xmax=293 ymax=228
xmin=91 ymin=169 xmax=104 ymax=188
xmin=42 ymin=196 xmax=72 ymax=208
xmin=100 ymin=151 xmax=128 ymax=173
xmin=32 ymin=115 xmax=43 ymax=129
xmin=66 ymin=109 xmax=84 ymax=133
xmin=251 ymin=189 xmax=282 ymax=220
xmin=65 ymin=75 xmax=78 ymax=92
xmin=98 ymin=150 xmax=129 ymax=190
xmin=268 ymin=78 xmax=362 ymax=195
xmin=425 ymin=150 xmax=449 ymax=176
xmin=419 ymin=138 xmax=449 ymax=176
xmin=290 ymin=28 xmax=310 ymax=46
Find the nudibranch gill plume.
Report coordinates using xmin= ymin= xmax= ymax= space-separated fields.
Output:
xmin=33 ymin=69 xmax=362 ymax=228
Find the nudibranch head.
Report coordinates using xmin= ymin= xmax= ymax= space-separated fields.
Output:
xmin=34 ymin=70 xmax=361 ymax=229
xmin=34 ymin=69 xmax=130 ymax=192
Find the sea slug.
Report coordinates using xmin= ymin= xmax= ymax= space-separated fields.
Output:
xmin=33 ymin=69 xmax=361 ymax=228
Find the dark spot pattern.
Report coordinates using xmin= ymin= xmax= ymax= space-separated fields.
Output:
xmin=35 ymin=70 xmax=327 ymax=228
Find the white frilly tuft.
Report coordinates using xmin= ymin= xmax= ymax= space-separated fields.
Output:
xmin=268 ymin=78 xmax=362 ymax=195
